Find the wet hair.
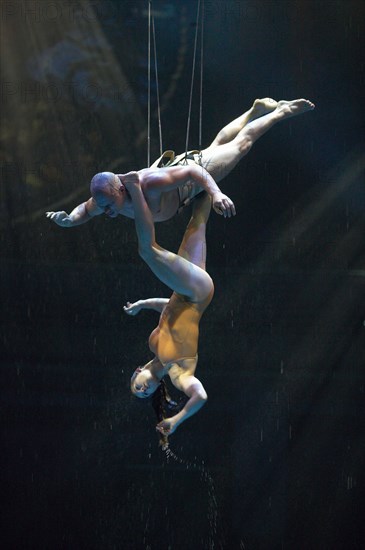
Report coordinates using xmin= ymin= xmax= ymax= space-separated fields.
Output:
xmin=151 ymin=379 xmax=181 ymax=448
xmin=131 ymin=367 xmax=185 ymax=447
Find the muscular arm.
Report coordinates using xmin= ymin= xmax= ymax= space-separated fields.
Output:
xmin=123 ymin=298 xmax=169 ymax=315
xmin=143 ymin=165 xmax=219 ymax=193
xmin=156 ymin=374 xmax=208 ymax=436
xmin=46 ymin=197 xmax=103 ymax=227
xmin=129 ymin=165 xmax=235 ymax=217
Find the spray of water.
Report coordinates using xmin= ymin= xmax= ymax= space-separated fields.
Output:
xmin=162 ymin=442 xmax=218 ymax=548
xmin=151 ymin=380 xmax=220 ymax=547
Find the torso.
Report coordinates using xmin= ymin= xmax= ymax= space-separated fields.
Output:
xmin=139 ymin=167 xmax=185 ymax=222
xmin=150 ymin=187 xmax=181 ymax=221
xmin=148 ymin=290 xmax=213 ymax=374
xmin=120 ymin=163 xmax=200 ymax=222
xmin=119 ymin=171 xmax=180 ymax=222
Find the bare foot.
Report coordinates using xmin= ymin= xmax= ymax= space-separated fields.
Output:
xmin=250 ymin=97 xmax=278 ymax=121
xmin=276 ymin=99 xmax=315 ymax=118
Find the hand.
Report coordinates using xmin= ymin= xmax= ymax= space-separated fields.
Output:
xmin=119 ymin=171 xmax=140 ymax=191
xmin=156 ymin=417 xmax=178 ymax=436
xmin=212 ymin=192 xmax=236 ymax=218
xmin=45 ymin=211 xmax=72 ymax=227
xmin=123 ymin=301 xmax=142 ymax=316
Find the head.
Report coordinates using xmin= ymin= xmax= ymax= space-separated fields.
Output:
xmin=130 ymin=365 xmax=160 ymax=399
xmin=90 ymin=171 xmax=126 ymax=218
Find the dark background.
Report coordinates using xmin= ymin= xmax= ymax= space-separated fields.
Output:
xmin=1 ymin=0 xmax=364 ymax=548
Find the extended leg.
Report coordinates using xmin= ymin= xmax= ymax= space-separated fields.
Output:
xmin=176 ymin=192 xmax=212 ymax=270
xmin=128 ymin=183 xmax=212 ymax=301
xmin=208 ymin=98 xmax=278 ymax=147
xmin=201 ymin=98 xmax=315 ymax=182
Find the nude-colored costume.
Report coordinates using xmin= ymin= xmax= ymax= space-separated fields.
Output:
xmin=148 ymin=289 xmax=214 ymax=369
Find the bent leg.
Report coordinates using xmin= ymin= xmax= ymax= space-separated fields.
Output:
xmin=142 ymin=243 xmax=213 ymax=302
xmin=176 ymin=192 xmax=211 ymax=270
xmin=130 ymin=184 xmax=212 ymax=301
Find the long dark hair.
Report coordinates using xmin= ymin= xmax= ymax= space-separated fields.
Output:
xmin=151 ymin=379 xmax=182 ymax=448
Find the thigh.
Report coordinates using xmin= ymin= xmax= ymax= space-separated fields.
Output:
xmin=147 ymin=245 xmax=213 ymax=302
xmin=177 ymin=192 xmax=211 ymax=270
xmin=199 ymin=142 xmax=242 ymax=182
xmin=145 ymin=191 xmax=212 ymax=301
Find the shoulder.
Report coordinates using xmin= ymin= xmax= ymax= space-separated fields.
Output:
xmin=85 ymin=197 xmax=103 ymax=216
xmin=138 ymin=167 xmax=180 ymax=192
xmin=138 ymin=167 xmax=163 ymax=185
xmin=141 ymin=166 xmax=191 ymax=182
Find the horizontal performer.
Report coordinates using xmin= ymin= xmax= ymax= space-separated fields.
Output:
xmin=46 ymin=98 xmax=315 ymax=226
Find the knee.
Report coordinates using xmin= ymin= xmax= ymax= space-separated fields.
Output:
xmin=138 ymin=244 xmax=154 ymax=262
xmin=199 ymin=389 xmax=208 ymax=403
xmin=193 ymin=275 xmax=214 ymax=303
xmin=214 ymin=130 xmax=228 ymax=146
xmin=237 ymin=135 xmax=253 ymax=155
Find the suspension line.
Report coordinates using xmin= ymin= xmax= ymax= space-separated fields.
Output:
xmin=147 ymin=0 xmax=163 ymax=165
xmin=152 ymin=14 xmax=163 ymax=157
xmin=198 ymin=0 xmax=204 ymax=152
xmin=147 ymin=0 xmax=151 ymax=167
xmin=184 ymin=0 xmax=204 ymax=161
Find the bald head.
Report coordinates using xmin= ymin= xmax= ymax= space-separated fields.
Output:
xmin=90 ymin=172 xmax=119 ymax=195
xmin=90 ymin=172 xmax=126 ymax=218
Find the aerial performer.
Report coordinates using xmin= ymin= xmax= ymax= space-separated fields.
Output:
xmin=46 ymin=98 xmax=315 ymax=225
xmin=122 ymin=168 xmax=214 ymax=442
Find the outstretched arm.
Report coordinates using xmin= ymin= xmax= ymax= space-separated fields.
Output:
xmin=156 ymin=374 xmax=208 ymax=436
xmin=46 ymin=197 xmax=103 ymax=227
xmin=123 ymin=298 xmax=169 ymax=316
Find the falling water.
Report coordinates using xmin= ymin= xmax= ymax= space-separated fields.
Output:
xmin=161 ymin=442 xmax=219 ymax=549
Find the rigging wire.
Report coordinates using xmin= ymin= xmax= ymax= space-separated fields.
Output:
xmin=147 ymin=0 xmax=163 ymax=165
xmin=147 ymin=0 xmax=204 ymax=165
xmin=184 ymin=0 xmax=201 ymax=161
xmin=198 ymin=0 xmax=204 ymax=152
xmin=152 ymin=14 xmax=163 ymax=157
xmin=147 ymin=0 xmax=151 ymax=166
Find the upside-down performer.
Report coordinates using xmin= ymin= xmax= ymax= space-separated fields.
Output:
xmin=46 ymin=98 xmax=314 ymax=225
xmin=122 ymin=169 xmax=214 ymax=443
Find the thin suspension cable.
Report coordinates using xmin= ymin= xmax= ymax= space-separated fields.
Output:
xmin=152 ymin=13 xmax=163 ymax=157
xmin=184 ymin=0 xmax=201 ymax=160
xmin=198 ymin=0 xmax=204 ymax=152
xmin=147 ymin=0 xmax=151 ymax=166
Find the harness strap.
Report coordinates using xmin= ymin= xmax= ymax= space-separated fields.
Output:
xmin=150 ymin=149 xmax=201 ymax=169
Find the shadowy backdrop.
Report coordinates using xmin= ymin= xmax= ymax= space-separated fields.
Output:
xmin=1 ymin=1 xmax=364 ymax=548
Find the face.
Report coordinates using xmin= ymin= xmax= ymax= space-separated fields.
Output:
xmin=93 ymin=175 xmax=126 ymax=218
xmin=131 ymin=368 xmax=159 ymax=399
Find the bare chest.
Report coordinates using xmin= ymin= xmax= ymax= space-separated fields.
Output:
xmin=147 ymin=189 xmax=180 ymax=222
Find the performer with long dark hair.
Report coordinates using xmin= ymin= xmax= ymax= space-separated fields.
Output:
xmin=122 ymin=170 xmax=214 ymax=441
